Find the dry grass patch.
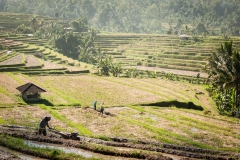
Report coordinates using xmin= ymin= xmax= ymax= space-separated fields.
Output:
xmin=4 ymin=73 xmax=69 ymax=105
xmin=12 ymin=73 xmax=31 ymax=84
xmin=30 ymin=75 xmax=162 ymax=106
xmin=0 ymin=54 xmax=23 ymax=66
xmin=0 ymin=92 xmax=15 ymax=104
xmin=113 ymin=78 xmax=192 ymax=102
xmin=0 ymin=106 xmax=71 ymax=131
xmin=22 ymin=75 xmax=74 ymax=105
xmin=25 ymin=55 xmax=42 ymax=67
xmin=120 ymin=106 xmax=189 ymax=143
xmin=135 ymin=66 xmax=208 ymax=78
xmin=42 ymin=60 xmax=65 ymax=69
xmin=0 ymin=73 xmax=21 ymax=94
xmin=4 ymin=74 xmax=211 ymax=107
xmin=42 ymin=60 xmax=89 ymax=71
xmin=57 ymin=106 xmax=155 ymax=140
xmin=143 ymin=107 xmax=238 ymax=148
xmin=41 ymin=92 xmax=69 ymax=105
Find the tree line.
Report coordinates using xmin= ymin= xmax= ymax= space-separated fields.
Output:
xmin=1 ymin=0 xmax=240 ymax=35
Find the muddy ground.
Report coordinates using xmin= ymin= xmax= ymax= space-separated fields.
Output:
xmin=0 ymin=150 xmax=20 ymax=160
xmin=0 ymin=125 xmax=238 ymax=160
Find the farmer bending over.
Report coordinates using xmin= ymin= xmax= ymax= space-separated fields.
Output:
xmin=39 ymin=116 xmax=52 ymax=136
xmin=100 ymin=102 xmax=104 ymax=114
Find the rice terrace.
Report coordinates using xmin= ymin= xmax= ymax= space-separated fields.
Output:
xmin=0 ymin=1 xmax=240 ymax=160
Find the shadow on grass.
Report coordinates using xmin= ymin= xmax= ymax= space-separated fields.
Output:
xmin=24 ymin=99 xmax=53 ymax=106
xmin=140 ymin=101 xmax=203 ymax=111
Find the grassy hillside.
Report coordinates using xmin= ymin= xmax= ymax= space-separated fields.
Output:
xmin=1 ymin=11 xmax=240 ymax=78
xmin=2 ymin=33 xmax=240 ymax=78
xmin=0 ymin=72 xmax=239 ymax=153
xmin=0 ymin=12 xmax=239 ymax=158
xmin=0 ymin=73 xmax=209 ymax=107
xmin=0 ymin=34 xmax=93 ymax=75
xmin=95 ymin=34 xmax=240 ymax=78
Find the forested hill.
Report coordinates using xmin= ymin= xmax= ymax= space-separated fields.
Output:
xmin=0 ymin=0 xmax=240 ymax=35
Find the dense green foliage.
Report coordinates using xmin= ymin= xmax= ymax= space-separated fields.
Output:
xmin=205 ymin=41 xmax=240 ymax=115
xmin=32 ymin=17 xmax=98 ymax=62
xmin=1 ymin=0 xmax=240 ymax=35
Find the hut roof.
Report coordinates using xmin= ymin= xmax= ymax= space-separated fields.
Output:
xmin=64 ymin=27 xmax=73 ymax=30
xmin=179 ymin=34 xmax=191 ymax=38
xmin=16 ymin=83 xmax=46 ymax=94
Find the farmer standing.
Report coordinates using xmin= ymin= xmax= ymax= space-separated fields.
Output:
xmin=100 ymin=102 xmax=104 ymax=114
xmin=38 ymin=116 xmax=52 ymax=136
xmin=94 ymin=100 xmax=97 ymax=110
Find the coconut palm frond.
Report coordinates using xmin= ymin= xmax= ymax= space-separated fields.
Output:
xmin=223 ymin=81 xmax=235 ymax=90
xmin=207 ymin=41 xmax=240 ymax=113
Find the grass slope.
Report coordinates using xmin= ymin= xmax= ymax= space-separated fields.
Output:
xmin=0 ymin=12 xmax=239 ymax=155
xmin=0 ymin=73 xmax=239 ymax=153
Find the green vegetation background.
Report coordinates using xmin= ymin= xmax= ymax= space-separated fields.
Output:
xmin=1 ymin=0 xmax=240 ymax=35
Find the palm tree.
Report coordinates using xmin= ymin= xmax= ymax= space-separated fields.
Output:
xmin=111 ymin=63 xmax=122 ymax=77
xmin=223 ymin=47 xmax=240 ymax=115
xmin=97 ymin=55 xmax=113 ymax=76
xmin=205 ymin=41 xmax=240 ymax=115
xmin=30 ymin=16 xmax=38 ymax=31
xmin=78 ymin=38 xmax=95 ymax=63
xmin=95 ymin=47 xmax=105 ymax=62
xmin=89 ymin=28 xmax=97 ymax=47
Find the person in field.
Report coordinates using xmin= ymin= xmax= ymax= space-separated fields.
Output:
xmin=100 ymin=102 xmax=104 ymax=114
xmin=38 ymin=116 xmax=52 ymax=136
xmin=94 ymin=100 xmax=97 ymax=110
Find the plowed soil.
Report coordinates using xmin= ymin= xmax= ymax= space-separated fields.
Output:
xmin=0 ymin=150 xmax=20 ymax=160
xmin=0 ymin=125 xmax=238 ymax=160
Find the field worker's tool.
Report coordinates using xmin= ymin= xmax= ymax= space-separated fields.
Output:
xmin=38 ymin=116 xmax=52 ymax=136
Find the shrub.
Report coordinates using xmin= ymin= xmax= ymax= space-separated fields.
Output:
xmin=148 ymin=55 xmax=153 ymax=59
xmin=203 ymin=110 xmax=211 ymax=115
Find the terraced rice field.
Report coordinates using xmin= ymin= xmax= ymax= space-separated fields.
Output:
xmin=0 ymin=40 xmax=239 ymax=158
xmin=95 ymin=34 xmax=240 ymax=77
xmin=1 ymin=12 xmax=239 ymax=160
xmin=0 ymin=73 xmax=238 ymax=156
xmin=0 ymin=53 xmax=24 ymax=66
xmin=0 ymin=12 xmax=55 ymax=32
xmin=0 ymin=34 xmax=91 ymax=74
xmin=25 ymin=55 xmax=42 ymax=67
xmin=0 ymin=73 xmax=206 ymax=105
xmin=2 ymin=32 xmax=239 ymax=78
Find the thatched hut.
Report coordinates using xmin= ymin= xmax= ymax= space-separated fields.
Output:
xmin=16 ymin=83 xmax=46 ymax=101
